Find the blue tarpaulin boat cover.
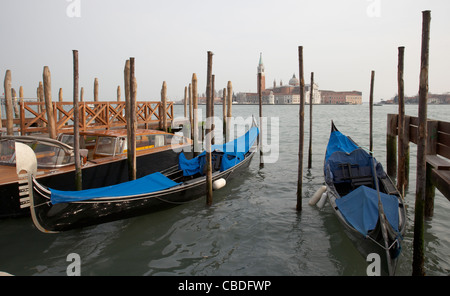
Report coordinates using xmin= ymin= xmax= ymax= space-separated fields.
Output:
xmin=50 ymin=172 xmax=180 ymax=204
xmin=325 ymin=131 xmax=359 ymax=161
xmin=179 ymin=126 xmax=259 ymax=176
xmin=335 ymin=185 xmax=399 ymax=236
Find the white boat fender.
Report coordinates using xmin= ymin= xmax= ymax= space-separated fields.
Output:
xmin=212 ymin=178 xmax=226 ymax=190
xmin=317 ymin=192 xmax=328 ymax=209
xmin=308 ymin=185 xmax=327 ymax=206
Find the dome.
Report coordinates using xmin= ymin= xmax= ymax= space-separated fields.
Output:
xmin=289 ymin=74 xmax=299 ymax=86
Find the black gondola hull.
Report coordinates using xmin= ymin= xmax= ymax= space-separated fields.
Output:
xmin=0 ymin=147 xmax=188 ymax=219
xmin=30 ymin=150 xmax=255 ymax=232
xmin=324 ymin=121 xmax=406 ymax=276
xmin=326 ymin=185 xmax=404 ymax=276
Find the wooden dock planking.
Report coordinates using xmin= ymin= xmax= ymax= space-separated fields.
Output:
xmin=431 ymin=169 xmax=450 ymax=202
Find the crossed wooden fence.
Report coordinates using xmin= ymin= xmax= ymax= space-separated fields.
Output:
xmin=17 ymin=101 xmax=173 ymax=134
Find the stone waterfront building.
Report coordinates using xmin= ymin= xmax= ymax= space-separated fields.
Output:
xmin=320 ymin=90 xmax=363 ymax=104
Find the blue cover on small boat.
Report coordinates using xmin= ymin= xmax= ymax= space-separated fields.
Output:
xmin=179 ymin=126 xmax=259 ymax=176
xmin=50 ymin=172 xmax=180 ymax=204
xmin=335 ymin=185 xmax=399 ymax=236
xmin=325 ymin=131 xmax=359 ymax=161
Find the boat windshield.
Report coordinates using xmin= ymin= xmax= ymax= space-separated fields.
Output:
xmin=95 ymin=136 xmax=117 ymax=156
xmin=0 ymin=138 xmax=75 ymax=168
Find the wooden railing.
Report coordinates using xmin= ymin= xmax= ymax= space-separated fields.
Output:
xmin=17 ymin=101 xmax=173 ymax=134
xmin=386 ymin=113 xmax=450 ymax=215
xmin=387 ymin=114 xmax=450 ymax=161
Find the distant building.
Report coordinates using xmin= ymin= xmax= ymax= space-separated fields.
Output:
xmin=236 ymin=53 xmax=321 ymax=104
xmin=382 ymin=92 xmax=450 ymax=104
xmin=320 ymin=90 xmax=362 ymax=105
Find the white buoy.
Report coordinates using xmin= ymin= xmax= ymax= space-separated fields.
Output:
xmin=212 ymin=178 xmax=226 ymax=190
xmin=316 ymin=192 xmax=328 ymax=209
xmin=308 ymin=185 xmax=327 ymax=206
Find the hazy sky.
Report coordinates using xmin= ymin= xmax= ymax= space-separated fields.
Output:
xmin=1 ymin=0 xmax=449 ymax=102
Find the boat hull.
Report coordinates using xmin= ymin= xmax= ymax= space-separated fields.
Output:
xmin=0 ymin=147 xmax=188 ymax=219
xmin=326 ymin=185 xmax=404 ymax=276
xmin=30 ymin=150 xmax=255 ymax=232
xmin=324 ymin=121 xmax=406 ymax=276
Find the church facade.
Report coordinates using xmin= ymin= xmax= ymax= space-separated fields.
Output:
xmin=236 ymin=53 xmax=321 ymax=105
xmin=236 ymin=53 xmax=361 ymax=105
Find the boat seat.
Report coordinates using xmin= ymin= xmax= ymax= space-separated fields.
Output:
xmin=336 ymin=163 xmax=374 ymax=189
xmin=212 ymin=153 xmax=223 ymax=172
xmin=351 ymin=176 xmax=374 ymax=188
xmin=380 ymin=177 xmax=398 ymax=195
xmin=202 ymin=152 xmax=223 ymax=174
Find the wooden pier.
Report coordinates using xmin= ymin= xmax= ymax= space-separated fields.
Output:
xmin=1 ymin=100 xmax=173 ymax=135
xmin=386 ymin=113 xmax=450 ymax=215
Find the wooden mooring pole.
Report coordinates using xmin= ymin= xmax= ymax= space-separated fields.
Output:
xmin=58 ymin=88 xmax=63 ymax=121
xmin=161 ymin=81 xmax=168 ymax=132
xmin=258 ymin=72 xmax=264 ymax=168
xmin=386 ymin=114 xmax=397 ymax=178
xmin=124 ymin=59 xmax=132 ymax=178
xmin=184 ymin=86 xmax=188 ymax=119
xmin=94 ymin=78 xmax=99 ymax=102
xmin=43 ymin=66 xmax=57 ymax=139
xmin=192 ymin=73 xmax=199 ymax=156
xmin=3 ymin=70 xmax=13 ymax=135
xmin=296 ymin=46 xmax=305 ymax=212
xmin=80 ymin=87 xmax=84 ymax=102
xmin=19 ymin=86 xmax=24 ymax=122
xmin=211 ymin=74 xmax=215 ymax=145
xmin=205 ymin=51 xmax=213 ymax=206
xmin=412 ymin=10 xmax=431 ymax=277
xmin=226 ymin=81 xmax=232 ymax=143
xmin=73 ymin=50 xmax=82 ymax=190
xmin=369 ymin=70 xmax=375 ymax=153
xmin=127 ymin=58 xmax=137 ymax=181
xmin=38 ymin=82 xmax=45 ymax=128
xmin=222 ymin=87 xmax=226 ymax=142
xmin=12 ymin=88 xmax=19 ymax=118
xmin=397 ymin=46 xmax=407 ymax=196
xmin=189 ymin=83 xmax=193 ymax=140
xmin=308 ymin=72 xmax=314 ymax=169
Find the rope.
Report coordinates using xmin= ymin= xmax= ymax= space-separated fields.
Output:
xmin=366 ymin=234 xmax=399 ymax=251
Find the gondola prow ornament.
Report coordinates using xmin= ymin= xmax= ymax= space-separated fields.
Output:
xmin=15 ymin=142 xmax=56 ymax=233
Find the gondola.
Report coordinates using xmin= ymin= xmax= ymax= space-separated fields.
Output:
xmin=323 ymin=121 xmax=406 ymax=276
xmin=24 ymin=126 xmax=259 ymax=233
xmin=0 ymin=129 xmax=191 ymax=218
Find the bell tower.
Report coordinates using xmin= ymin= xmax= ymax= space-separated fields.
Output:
xmin=257 ymin=52 xmax=265 ymax=91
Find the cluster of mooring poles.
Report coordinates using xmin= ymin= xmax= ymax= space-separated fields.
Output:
xmin=295 ymin=46 xmax=317 ymax=212
xmin=183 ymin=51 xmax=265 ymax=206
xmin=0 ymin=52 xmax=191 ymax=193
xmin=386 ymin=10 xmax=434 ymax=276
xmin=386 ymin=11 xmax=439 ymax=276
